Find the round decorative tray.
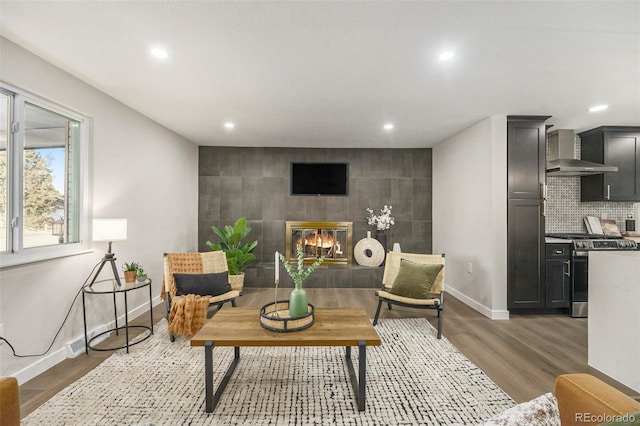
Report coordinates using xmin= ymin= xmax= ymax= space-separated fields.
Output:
xmin=259 ymin=300 xmax=315 ymax=332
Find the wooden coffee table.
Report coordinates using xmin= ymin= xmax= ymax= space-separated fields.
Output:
xmin=191 ymin=307 xmax=381 ymax=413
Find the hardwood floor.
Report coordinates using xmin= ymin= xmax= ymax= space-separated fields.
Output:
xmin=18 ymin=288 xmax=638 ymax=419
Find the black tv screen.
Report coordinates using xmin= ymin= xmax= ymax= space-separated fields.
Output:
xmin=291 ymin=163 xmax=349 ymax=196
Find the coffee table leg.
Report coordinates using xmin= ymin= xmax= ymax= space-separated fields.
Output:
xmin=358 ymin=340 xmax=366 ymax=411
xmin=345 ymin=340 xmax=367 ymax=412
xmin=205 ymin=341 xmax=213 ymax=412
xmin=205 ymin=344 xmax=241 ymax=413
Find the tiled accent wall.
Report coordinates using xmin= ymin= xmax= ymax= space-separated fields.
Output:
xmin=545 ymin=135 xmax=639 ymax=234
xmin=198 ymin=147 xmax=433 ymax=288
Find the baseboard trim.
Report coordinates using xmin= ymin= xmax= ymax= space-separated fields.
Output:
xmin=12 ymin=296 xmax=163 ymax=385
xmin=446 ymin=287 xmax=510 ymax=320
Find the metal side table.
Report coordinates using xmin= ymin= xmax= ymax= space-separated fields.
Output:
xmin=82 ymin=277 xmax=154 ymax=353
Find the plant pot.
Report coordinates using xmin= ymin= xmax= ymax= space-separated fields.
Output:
xmin=136 ymin=275 xmax=147 ymax=283
xmin=228 ymin=272 xmax=244 ymax=292
xmin=124 ymin=270 xmax=137 ymax=283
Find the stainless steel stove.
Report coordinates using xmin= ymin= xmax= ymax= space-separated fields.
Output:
xmin=546 ymin=233 xmax=637 ymax=251
xmin=545 ymin=233 xmax=637 ymax=317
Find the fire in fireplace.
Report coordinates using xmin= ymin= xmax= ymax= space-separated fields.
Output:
xmin=285 ymin=221 xmax=353 ymax=264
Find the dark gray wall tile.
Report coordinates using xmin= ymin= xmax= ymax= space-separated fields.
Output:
xmin=325 ymin=196 xmax=350 ymax=221
xmin=219 ymin=177 xmax=243 ymax=220
xmin=388 ymin=221 xmax=413 ymax=253
xmin=199 ymin=147 xmax=220 ymax=176
xmin=390 ymin=178 xmax=413 ymax=222
xmin=412 ymin=178 xmax=430 ymax=221
xmin=198 ymin=147 xmax=433 ymax=284
xmin=412 ymin=221 xmax=433 ymax=253
xmin=351 ymin=268 xmax=378 ymax=288
xmin=391 ymin=149 xmax=414 ymax=178
xmin=241 ymin=177 xmax=263 ymax=220
xmin=263 ymin=148 xmax=289 ymax=177
xmin=412 ymin=149 xmax=431 ymax=179
xmin=285 ymin=196 xmax=307 ymax=220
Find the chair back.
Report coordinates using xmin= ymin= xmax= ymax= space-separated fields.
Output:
xmin=382 ymin=252 xmax=445 ymax=295
xmin=163 ymin=251 xmax=230 ymax=297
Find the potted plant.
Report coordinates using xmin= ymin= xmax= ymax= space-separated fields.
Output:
xmin=205 ymin=217 xmax=258 ymax=290
xmin=279 ymin=244 xmax=324 ymax=317
xmin=136 ymin=267 xmax=148 ymax=282
xmin=122 ymin=261 xmax=140 ymax=283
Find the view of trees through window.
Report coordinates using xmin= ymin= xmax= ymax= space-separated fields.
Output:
xmin=22 ymin=148 xmax=65 ymax=247
xmin=0 ymin=90 xmax=81 ymax=253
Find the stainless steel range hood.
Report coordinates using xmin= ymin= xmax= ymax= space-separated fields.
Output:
xmin=546 ymin=129 xmax=618 ymax=176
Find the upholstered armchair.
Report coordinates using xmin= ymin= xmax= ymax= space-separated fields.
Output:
xmin=0 ymin=376 xmax=20 ymax=426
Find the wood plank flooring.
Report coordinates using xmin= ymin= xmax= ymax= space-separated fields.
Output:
xmin=17 ymin=288 xmax=638 ymax=419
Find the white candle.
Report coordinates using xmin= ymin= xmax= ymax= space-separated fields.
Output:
xmin=275 ymin=251 xmax=279 ymax=281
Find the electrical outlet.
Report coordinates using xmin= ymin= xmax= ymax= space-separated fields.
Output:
xmin=467 ymin=262 xmax=473 ymax=274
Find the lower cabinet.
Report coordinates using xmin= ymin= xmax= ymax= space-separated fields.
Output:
xmin=545 ymin=243 xmax=571 ymax=308
xmin=507 ymin=199 xmax=546 ymax=309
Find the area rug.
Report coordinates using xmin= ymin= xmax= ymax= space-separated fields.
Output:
xmin=23 ymin=317 xmax=515 ymax=425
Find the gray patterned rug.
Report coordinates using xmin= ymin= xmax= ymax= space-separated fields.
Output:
xmin=24 ymin=316 xmax=514 ymax=425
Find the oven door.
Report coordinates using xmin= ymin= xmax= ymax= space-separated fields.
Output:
xmin=571 ymin=250 xmax=588 ymax=318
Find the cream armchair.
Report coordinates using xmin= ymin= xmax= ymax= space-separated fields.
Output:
xmin=373 ymin=252 xmax=446 ymax=339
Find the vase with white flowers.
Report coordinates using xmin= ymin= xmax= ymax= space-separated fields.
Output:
xmin=366 ymin=205 xmax=395 ymax=254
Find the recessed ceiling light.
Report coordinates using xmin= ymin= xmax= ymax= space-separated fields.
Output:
xmin=383 ymin=123 xmax=394 ymax=131
xmin=588 ymin=104 xmax=608 ymax=112
xmin=224 ymin=122 xmax=235 ymax=129
xmin=150 ymin=47 xmax=168 ymax=59
xmin=439 ymin=51 xmax=455 ymax=61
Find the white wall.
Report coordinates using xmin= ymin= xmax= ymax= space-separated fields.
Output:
xmin=0 ymin=38 xmax=199 ymax=382
xmin=432 ymin=116 xmax=509 ymax=319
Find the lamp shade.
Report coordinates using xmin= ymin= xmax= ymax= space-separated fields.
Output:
xmin=92 ymin=218 xmax=127 ymax=242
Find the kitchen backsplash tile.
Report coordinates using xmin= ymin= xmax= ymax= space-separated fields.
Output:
xmin=546 ymin=175 xmax=637 ymax=233
xmin=545 ymin=134 xmax=639 ymax=234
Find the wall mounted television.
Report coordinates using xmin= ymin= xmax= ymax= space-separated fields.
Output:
xmin=291 ymin=162 xmax=349 ymax=196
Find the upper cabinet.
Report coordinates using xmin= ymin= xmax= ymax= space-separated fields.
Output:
xmin=507 ymin=116 xmax=549 ymax=199
xmin=580 ymin=126 xmax=640 ymax=202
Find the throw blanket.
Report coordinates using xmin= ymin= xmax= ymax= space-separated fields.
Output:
xmin=168 ymin=294 xmax=211 ymax=337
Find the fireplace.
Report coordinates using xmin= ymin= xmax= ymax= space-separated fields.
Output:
xmin=285 ymin=221 xmax=353 ymax=264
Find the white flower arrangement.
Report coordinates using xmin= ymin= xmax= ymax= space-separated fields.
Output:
xmin=366 ymin=205 xmax=395 ymax=231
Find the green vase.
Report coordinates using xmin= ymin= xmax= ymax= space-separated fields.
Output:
xmin=289 ymin=283 xmax=308 ymax=317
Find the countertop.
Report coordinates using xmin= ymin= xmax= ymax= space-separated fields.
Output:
xmin=545 ymin=237 xmax=572 ymax=243
xmin=588 ymin=250 xmax=640 ymax=393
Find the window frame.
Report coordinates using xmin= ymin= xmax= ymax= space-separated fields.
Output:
xmin=0 ymin=84 xmax=90 ymax=268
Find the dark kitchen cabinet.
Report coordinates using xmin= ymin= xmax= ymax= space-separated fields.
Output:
xmin=507 ymin=116 xmax=550 ymax=310
xmin=545 ymin=243 xmax=571 ymax=308
xmin=508 ymin=198 xmax=545 ymax=308
xmin=580 ymin=126 xmax=640 ymax=202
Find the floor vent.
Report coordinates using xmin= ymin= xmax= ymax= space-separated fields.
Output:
xmin=66 ymin=325 xmax=109 ymax=357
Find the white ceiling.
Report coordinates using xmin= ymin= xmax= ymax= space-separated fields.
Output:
xmin=1 ymin=1 xmax=639 ymax=148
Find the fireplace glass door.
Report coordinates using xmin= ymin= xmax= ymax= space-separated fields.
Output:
xmin=286 ymin=222 xmax=352 ymax=264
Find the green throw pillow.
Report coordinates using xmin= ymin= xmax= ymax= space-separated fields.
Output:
xmin=389 ymin=259 xmax=443 ymax=299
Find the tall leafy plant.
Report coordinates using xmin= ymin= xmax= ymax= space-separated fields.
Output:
xmin=205 ymin=217 xmax=258 ymax=275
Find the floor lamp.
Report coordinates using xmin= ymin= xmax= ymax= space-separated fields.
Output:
xmin=89 ymin=218 xmax=128 ymax=287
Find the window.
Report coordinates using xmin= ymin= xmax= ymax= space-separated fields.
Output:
xmin=0 ymin=86 xmax=88 ymax=267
